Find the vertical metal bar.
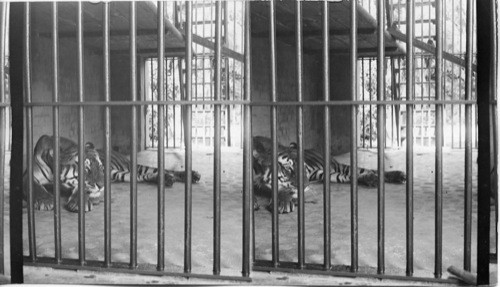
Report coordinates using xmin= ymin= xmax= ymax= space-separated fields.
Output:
xmin=103 ymin=1 xmax=112 ymax=268
xmin=0 ymin=1 xmax=6 ymax=274
xmin=321 ymin=0 xmax=331 ymax=271
xmin=10 ymin=3 xmax=24 ymax=282
xmin=178 ymin=57 xmax=185 ymax=148
xmin=405 ymin=0 xmax=415 ymax=277
xmin=361 ymin=60 xmax=365 ymax=149
xmin=476 ymin=0 xmax=493 ymax=284
xmin=376 ymin=0 xmax=385 ymax=275
xmin=350 ymin=0 xmax=358 ymax=273
xmin=242 ymin=1 xmax=252 ymax=277
xmin=24 ymin=2 xmax=36 ymax=262
xmin=269 ymin=0 xmax=279 ymax=268
xmin=52 ymin=2 xmax=62 ymax=263
xmin=76 ymin=1 xmax=86 ymax=266
xmin=296 ymin=0 xmax=306 ymax=270
xmin=368 ymin=60 xmax=373 ymax=148
xmin=184 ymin=1 xmax=193 ymax=273
xmin=129 ymin=1 xmax=138 ymax=269
xmin=157 ymin=0 xmax=166 ymax=271
xmin=434 ymin=0 xmax=443 ymax=278
xmin=213 ymin=0 xmax=222 ymax=276
xmin=463 ymin=0 xmax=473 ymax=272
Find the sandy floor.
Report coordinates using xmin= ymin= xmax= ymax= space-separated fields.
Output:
xmin=16 ymin=146 xmax=497 ymax=283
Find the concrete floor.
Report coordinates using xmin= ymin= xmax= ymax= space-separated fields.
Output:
xmin=5 ymin=147 xmax=498 ymax=284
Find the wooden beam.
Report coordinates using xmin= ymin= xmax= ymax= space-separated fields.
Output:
xmin=179 ymin=29 xmax=244 ymax=62
xmin=388 ymin=26 xmax=477 ymax=72
xmin=252 ymin=27 xmax=376 ymax=38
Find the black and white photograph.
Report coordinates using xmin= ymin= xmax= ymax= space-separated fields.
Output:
xmin=0 ymin=0 xmax=497 ymax=285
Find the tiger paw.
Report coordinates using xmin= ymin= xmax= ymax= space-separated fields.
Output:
xmin=192 ymin=170 xmax=201 ymax=183
xmin=66 ymin=194 xmax=96 ymax=213
xmin=33 ymin=198 xmax=55 ymax=211
xmin=266 ymin=188 xmax=297 ymax=214
xmin=384 ymin=170 xmax=406 ymax=184
xmin=358 ymin=172 xmax=378 ymax=187
xmin=164 ymin=173 xmax=175 ymax=187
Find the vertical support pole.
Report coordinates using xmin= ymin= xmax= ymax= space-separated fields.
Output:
xmin=0 ymin=1 xmax=5 ymax=275
xmin=213 ymin=0 xmax=222 ymax=276
xmin=376 ymin=0 xmax=385 ymax=275
xmin=405 ymin=0 xmax=414 ymax=277
xmin=51 ymin=2 xmax=62 ymax=263
xmin=103 ymin=0 xmax=112 ymax=268
xmin=242 ymin=1 xmax=252 ymax=277
xmin=476 ymin=0 xmax=492 ymax=284
xmin=463 ymin=0 xmax=473 ymax=272
xmin=434 ymin=0 xmax=443 ymax=279
xmin=157 ymin=0 xmax=166 ymax=272
xmin=129 ymin=1 xmax=138 ymax=269
xmin=296 ymin=0 xmax=306 ymax=270
xmin=24 ymin=2 xmax=36 ymax=263
xmin=350 ymin=0 xmax=358 ymax=273
xmin=76 ymin=1 xmax=86 ymax=266
xmin=322 ymin=0 xmax=331 ymax=272
xmin=10 ymin=2 xmax=24 ymax=282
xmin=184 ymin=1 xmax=193 ymax=274
xmin=269 ymin=0 xmax=279 ymax=268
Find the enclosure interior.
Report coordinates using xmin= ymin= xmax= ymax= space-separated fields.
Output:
xmin=20 ymin=0 xmax=486 ymax=281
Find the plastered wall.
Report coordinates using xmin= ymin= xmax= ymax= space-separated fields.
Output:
xmin=250 ymin=37 xmax=352 ymax=155
xmin=250 ymin=38 xmax=324 ymax=151
xmin=29 ymin=33 xmax=104 ymax=149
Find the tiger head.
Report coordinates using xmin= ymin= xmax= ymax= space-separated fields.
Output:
xmin=83 ymin=142 xmax=105 ymax=206
xmin=276 ymin=142 xmax=311 ymax=198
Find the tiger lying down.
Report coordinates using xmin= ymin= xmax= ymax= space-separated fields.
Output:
xmin=252 ymin=136 xmax=406 ymax=214
xmin=23 ymin=135 xmax=201 ymax=212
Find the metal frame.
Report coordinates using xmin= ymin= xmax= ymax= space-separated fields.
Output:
xmin=19 ymin=1 xmax=252 ymax=282
xmin=3 ymin=0 xmax=493 ymax=285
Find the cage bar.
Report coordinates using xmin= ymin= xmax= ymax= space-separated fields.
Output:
xmin=476 ymin=0 xmax=492 ymax=284
xmin=156 ymin=0 xmax=166 ymax=272
xmin=76 ymin=1 xmax=87 ymax=266
xmin=24 ymin=2 xmax=36 ymax=262
xmin=183 ymin=0 xmax=193 ymax=274
xmin=213 ymin=0 xmax=222 ymax=276
xmin=51 ymin=2 xmax=62 ymax=263
xmin=0 ymin=1 xmax=6 ymax=274
xmin=321 ymin=0 xmax=331 ymax=271
xmin=296 ymin=0 xmax=306 ymax=270
xmin=242 ymin=1 xmax=252 ymax=277
xmin=129 ymin=1 xmax=138 ymax=269
xmin=102 ymin=1 xmax=112 ymax=268
xmin=463 ymin=0 xmax=473 ymax=272
xmin=434 ymin=0 xmax=443 ymax=278
xmin=269 ymin=0 xmax=279 ymax=268
xmin=376 ymin=0 xmax=385 ymax=275
xmin=405 ymin=0 xmax=415 ymax=277
xmin=349 ymin=0 xmax=358 ymax=273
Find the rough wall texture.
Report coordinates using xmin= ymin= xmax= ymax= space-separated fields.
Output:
xmin=250 ymin=38 xmax=352 ymax=154
xmin=329 ymin=55 xmax=352 ymax=155
xmin=251 ymin=38 xmax=324 ymax=151
xmin=30 ymin=33 xmax=104 ymax=148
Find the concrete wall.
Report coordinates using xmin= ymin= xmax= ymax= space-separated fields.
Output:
xmin=250 ymin=37 xmax=352 ymax=154
xmin=329 ymin=55 xmax=353 ymax=155
xmin=250 ymin=38 xmax=324 ymax=151
xmin=30 ymin=33 xmax=104 ymax=148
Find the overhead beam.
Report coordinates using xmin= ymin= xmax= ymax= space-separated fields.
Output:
xmin=388 ymin=26 xmax=477 ymax=72
xmin=252 ymin=27 xmax=376 ymax=38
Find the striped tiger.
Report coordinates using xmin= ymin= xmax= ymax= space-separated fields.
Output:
xmin=23 ymin=135 xmax=200 ymax=212
xmin=252 ymin=136 xmax=406 ymax=214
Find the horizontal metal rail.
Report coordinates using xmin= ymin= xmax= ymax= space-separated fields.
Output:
xmin=24 ymin=100 xmax=478 ymax=107
xmin=24 ymin=257 xmax=252 ymax=282
xmin=252 ymin=261 xmax=460 ymax=284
